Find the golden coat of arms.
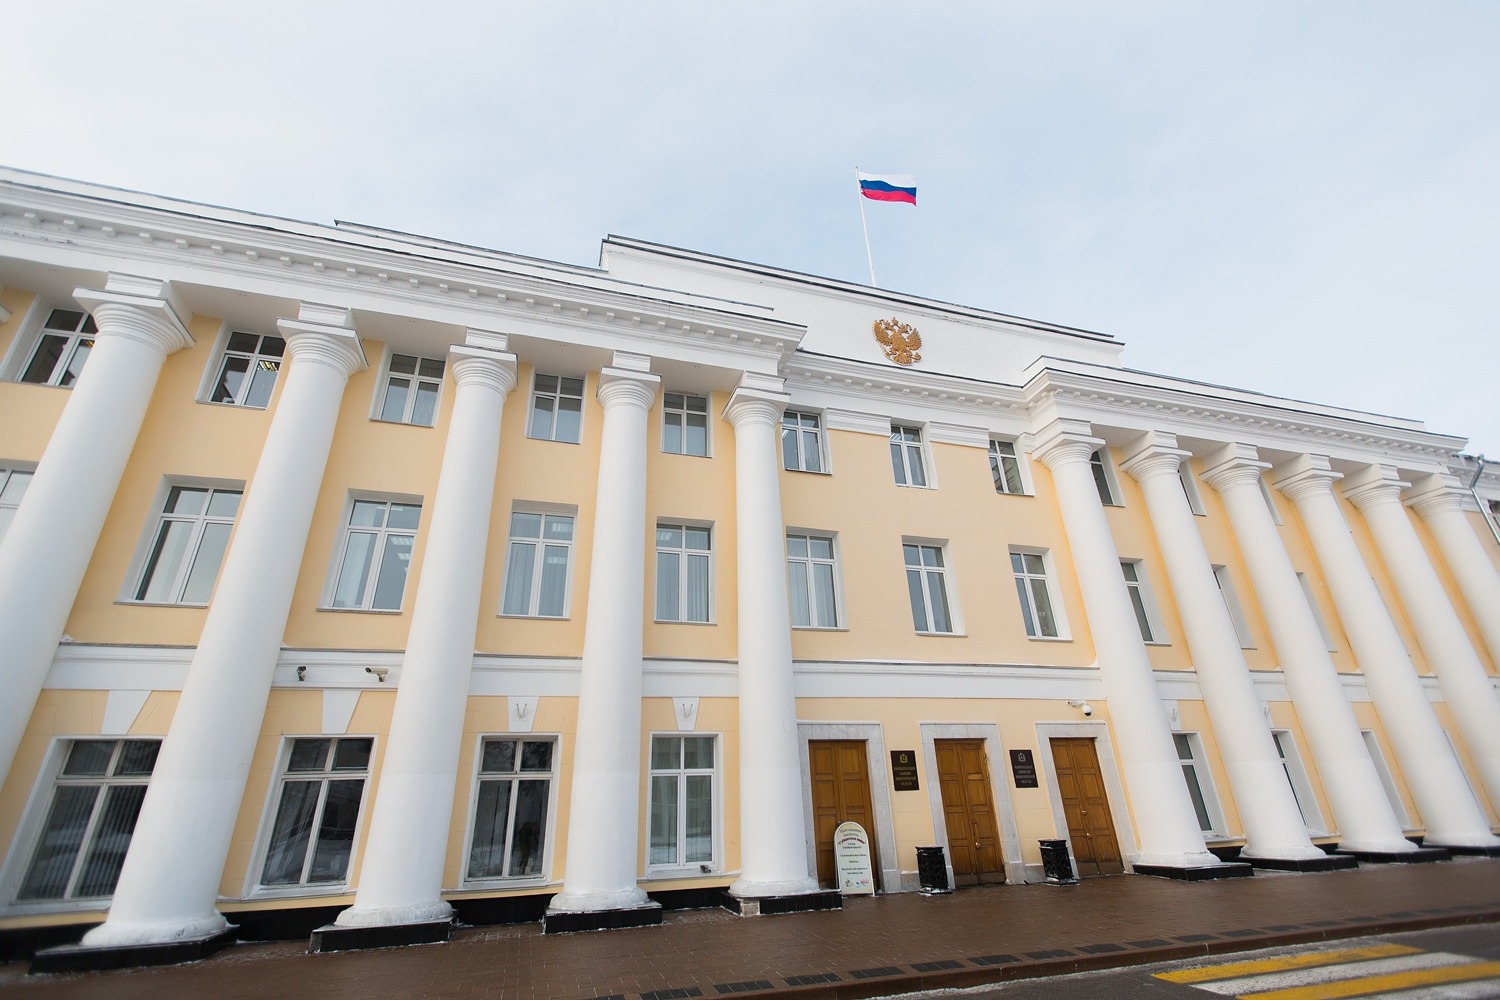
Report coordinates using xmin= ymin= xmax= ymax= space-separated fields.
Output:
xmin=873 ymin=317 xmax=922 ymax=366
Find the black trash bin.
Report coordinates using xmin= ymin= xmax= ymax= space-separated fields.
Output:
xmin=916 ymin=846 xmax=951 ymax=894
xmin=1038 ymin=839 xmax=1078 ymax=885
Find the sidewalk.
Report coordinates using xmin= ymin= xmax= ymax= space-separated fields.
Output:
xmin=4 ymin=858 xmax=1499 ymax=1000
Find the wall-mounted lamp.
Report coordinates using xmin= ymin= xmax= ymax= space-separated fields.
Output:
xmin=1066 ymin=699 xmax=1093 ymax=717
xmin=365 ymin=666 xmax=389 ymax=683
xmin=296 ymin=665 xmax=307 ymax=683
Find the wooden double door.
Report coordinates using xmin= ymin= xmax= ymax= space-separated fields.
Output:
xmin=808 ymin=740 xmax=880 ymax=890
xmin=935 ymin=739 xmax=1005 ymax=884
xmin=1049 ymin=737 xmax=1123 ymax=876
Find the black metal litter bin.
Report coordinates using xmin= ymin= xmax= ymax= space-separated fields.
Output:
xmin=1038 ymin=839 xmax=1077 ymax=885
xmin=916 ymin=846 xmax=951 ymax=894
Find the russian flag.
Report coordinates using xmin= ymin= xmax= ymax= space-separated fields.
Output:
xmin=857 ymin=170 xmax=917 ymax=205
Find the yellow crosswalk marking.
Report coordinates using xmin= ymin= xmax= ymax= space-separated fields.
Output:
xmin=1155 ymin=944 xmax=1422 ymax=984
xmin=1239 ymin=959 xmax=1500 ymax=999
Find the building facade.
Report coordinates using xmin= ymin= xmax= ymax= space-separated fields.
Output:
xmin=1 ymin=168 xmax=1498 ymax=962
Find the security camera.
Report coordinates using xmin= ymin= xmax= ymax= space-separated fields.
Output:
xmin=365 ymin=666 xmax=389 ymax=682
xmin=1067 ymin=699 xmax=1093 ymax=717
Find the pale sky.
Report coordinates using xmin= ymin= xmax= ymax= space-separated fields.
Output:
xmin=6 ymin=2 xmax=1498 ymax=455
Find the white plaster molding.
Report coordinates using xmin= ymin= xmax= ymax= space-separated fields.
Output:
xmin=918 ymin=722 xmax=1029 ymax=885
xmin=321 ymin=689 xmax=362 ymax=735
xmin=821 ymin=408 xmax=891 ymax=436
xmin=927 ymin=421 xmax=990 ymax=449
xmin=672 ymin=697 xmax=700 ymax=732
xmin=1033 ymin=721 xmax=1140 ymax=871
xmin=102 ymin=690 xmax=151 ymax=735
xmin=508 ymin=696 xmax=539 ymax=733
xmin=796 ymin=721 xmax=900 ymax=894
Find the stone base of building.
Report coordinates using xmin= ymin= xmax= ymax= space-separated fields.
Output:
xmin=1431 ymin=843 xmax=1500 ymax=858
xmin=721 ymin=889 xmax=844 ymax=916
xmin=1133 ymin=861 xmax=1255 ymax=881
xmin=308 ymin=918 xmax=453 ymax=953
xmin=542 ymin=902 xmax=662 ymax=934
xmin=1336 ymin=846 xmax=1451 ymax=864
xmin=1243 ymin=853 xmax=1360 ymax=873
xmin=29 ymin=926 xmax=238 ymax=975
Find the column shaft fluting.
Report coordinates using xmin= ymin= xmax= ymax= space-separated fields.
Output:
xmin=1202 ymin=449 xmax=1414 ymax=854
xmin=1033 ymin=426 xmax=1220 ymax=869
xmin=724 ymin=385 xmax=820 ymax=899
xmin=335 ymin=345 xmax=517 ymax=929
xmin=548 ymin=364 xmax=659 ymax=914
xmin=1275 ymin=457 xmax=1499 ymax=847
xmin=0 ymin=285 xmax=191 ymax=782
xmin=1406 ymin=476 xmax=1500 ymax=672
xmin=1122 ymin=439 xmax=1320 ymax=861
xmin=84 ymin=317 xmax=365 ymax=947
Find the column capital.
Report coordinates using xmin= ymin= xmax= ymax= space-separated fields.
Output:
xmin=1271 ymin=454 xmax=1343 ymax=505
xmin=73 ymin=275 xmax=194 ymax=356
xmin=277 ymin=303 xmax=366 ymax=379
xmin=1031 ymin=419 xmax=1104 ymax=471
xmin=448 ymin=346 xmax=518 ymax=396
xmin=1120 ymin=431 xmax=1189 ymax=484
xmin=597 ymin=366 xmax=660 ymax=411
xmin=1200 ymin=443 xmax=1271 ymax=495
xmin=1340 ymin=464 xmax=1410 ymax=512
xmin=1403 ymin=473 xmax=1467 ymax=518
xmin=723 ymin=385 xmax=789 ymax=431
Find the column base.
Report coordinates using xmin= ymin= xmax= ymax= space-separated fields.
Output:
xmin=1432 ymin=843 xmax=1500 ymax=858
xmin=30 ymin=926 xmax=237 ymax=974
xmin=721 ymin=889 xmax=844 ymax=917
xmin=1133 ymin=862 xmax=1255 ymax=881
xmin=1242 ymin=853 xmax=1360 ymax=872
xmin=1336 ymin=846 xmax=1451 ymax=864
xmin=542 ymin=902 xmax=662 ymax=934
xmin=309 ymin=918 xmax=453 ymax=953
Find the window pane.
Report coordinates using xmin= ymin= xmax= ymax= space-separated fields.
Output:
xmin=64 ymin=741 xmax=115 ymax=776
xmin=890 ymin=439 xmax=907 ymax=484
xmin=389 ymin=354 xmax=418 ymax=375
xmin=1127 ymin=586 xmax=1153 ymax=642
xmin=180 ymin=521 xmax=233 ymax=604
xmin=656 ymin=551 xmax=680 ymax=620
xmin=686 ymin=553 xmax=710 ymax=622
xmin=906 ymin=445 xmax=926 ymax=487
xmin=812 ymin=562 xmax=837 ymax=628
xmin=1029 ymin=578 xmax=1057 ymax=637
xmin=287 ymin=739 xmax=330 ymax=772
xmin=411 ymin=382 xmax=439 ymax=426
xmin=560 ymin=377 xmax=583 ymax=396
xmin=227 ymin=331 xmax=259 ymax=353
xmin=307 ymin=779 xmax=363 ymax=882
xmin=649 ymin=775 xmax=678 ymax=865
xmin=73 ymin=784 xmax=147 ymax=897
xmin=529 ymin=395 xmax=556 ymax=438
xmin=809 ymin=536 xmax=833 ymax=560
xmin=502 ymin=542 xmax=536 ymax=616
xmin=59 ymin=339 xmax=93 ymax=386
xmin=482 ymin=739 xmax=517 ymax=774
xmin=683 ymin=737 xmax=715 ymax=769
xmin=371 ymin=534 xmax=413 ymax=609
xmin=1182 ymin=764 xmax=1213 ymax=832
xmin=349 ymin=501 xmax=386 ymax=527
xmin=387 ymin=504 xmax=421 ymax=530
xmin=1015 ymin=577 xmax=1037 ymax=637
xmin=926 ymin=572 xmax=952 ymax=633
xmin=787 ymin=562 xmax=811 ymax=628
xmin=686 ymin=413 xmax=708 ymax=455
xmin=802 ymin=429 xmax=822 ymax=472
xmin=685 ymin=774 xmax=713 ymax=863
xmin=555 ymin=395 xmax=582 ymax=443
xmin=380 ymin=377 xmax=411 ymax=422
xmin=468 ymin=779 xmax=512 ymax=879
xmin=508 ymin=779 xmax=548 ymax=876
xmin=21 ymin=334 xmax=66 ymax=384
xmin=1 ymin=469 xmax=32 ymax=503
xmin=115 ymin=741 xmax=160 ymax=776
xmin=261 ymin=781 xmax=320 ymax=884
xmin=657 ymin=525 xmax=682 ymax=548
xmin=511 ymin=512 xmax=543 ymax=538
xmin=906 ymin=568 xmax=929 ymax=632
xmin=534 ymin=374 xmax=557 ymax=394
xmin=1023 ymin=553 xmax=1045 ymax=574
xmin=47 ymin=309 xmax=86 ymax=331
xmin=165 ymin=487 xmax=209 ymax=515
xmin=538 ymin=544 xmax=569 ymax=616
xmin=685 ymin=527 xmax=710 ymax=551
xmin=544 ymin=515 xmax=574 ymax=541
xmin=18 ymin=785 xmax=98 ymax=899
xmin=332 ymin=532 xmax=377 ymax=607
xmin=781 ymin=423 xmax=800 ymax=470
xmin=664 ymin=412 xmax=683 ymax=454
xmin=519 ymin=741 xmax=553 ymax=772
xmin=211 ymin=354 xmax=250 ymax=403
xmin=786 ymin=535 xmax=808 ymax=558
xmin=651 ymin=737 xmax=680 ymax=769
xmin=244 ymin=360 xmax=279 ymax=408
xmin=206 ymin=490 xmax=242 ymax=518
xmin=903 ymin=544 xmax=921 ymax=567
xmin=418 ymin=358 xmax=444 ymax=379
xmin=332 ymin=738 xmax=373 ymax=771
xmin=136 ymin=520 xmax=194 ymax=602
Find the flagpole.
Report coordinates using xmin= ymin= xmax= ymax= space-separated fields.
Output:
xmin=855 ymin=166 xmax=878 ymax=287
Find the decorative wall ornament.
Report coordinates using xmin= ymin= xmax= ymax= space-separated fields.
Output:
xmin=873 ymin=317 xmax=922 ymax=366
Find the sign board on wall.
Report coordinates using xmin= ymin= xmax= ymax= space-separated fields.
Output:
xmin=890 ymin=749 xmax=920 ymax=791
xmin=834 ymin=821 xmax=874 ymax=895
xmin=1010 ymin=748 xmax=1039 ymax=788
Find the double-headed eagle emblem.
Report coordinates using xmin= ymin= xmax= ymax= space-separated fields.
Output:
xmin=873 ymin=317 xmax=922 ymax=366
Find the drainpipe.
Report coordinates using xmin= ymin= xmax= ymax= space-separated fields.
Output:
xmin=1466 ymin=454 xmax=1500 ymax=548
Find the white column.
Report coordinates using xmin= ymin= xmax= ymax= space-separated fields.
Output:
xmin=1032 ymin=422 xmax=1221 ymax=870
xmin=547 ymin=356 xmax=659 ymax=915
xmin=1201 ymin=445 xmax=1416 ymax=855
xmin=334 ymin=336 xmax=517 ymax=930
xmin=723 ymin=377 xmax=820 ymax=900
xmin=84 ymin=306 xmax=365 ymax=947
xmin=1121 ymin=434 xmax=1322 ymax=862
xmin=0 ymin=276 xmax=192 ymax=782
xmin=1274 ymin=455 xmax=1499 ymax=848
xmin=1406 ymin=473 xmax=1500 ymax=669
xmin=1342 ymin=464 xmax=1500 ymax=811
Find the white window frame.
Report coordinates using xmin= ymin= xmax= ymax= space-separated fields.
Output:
xmin=374 ymin=351 xmax=445 ymax=427
xmin=661 ymin=391 xmax=711 ymax=457
xmin=1178 ymin=463 xmax=1206 ymax=516
xmin=123 ymin=482 xmax=242 ymax=606
xmin=204 ymin=330 xmax=286 ymax=409
xmin=15 ymin=307 xmax=97 ymax=388
xmin=461 ymin=735 xmax=557 ymax=887
xmin=904 ymin=539 xmax=960 ymax=635
xmin=499 ymin=507 xmax=576 ymax=618
xmin=786 ymin=530 xmax=842 ymax=629
xmin=989 ymin=438 xmax=1029 ymax=496
xmin=2 ymin=738 xmax=160 ymax=912
xmin=1121 ymin=559 xmax=1166 ymax=644
xmin=1174 ymin=732 xmax=1227 ymax=838
xmin=781 ymin=410 xmax=828 ymax=474
xmin=655 ymin=522 xmax=714 ymax=623
xmin=1360 ymin=730 xmax=1411 ymax=830
xmin=646 ymin=733 xmax=720 ymax=876
xmin=0 ymin=463 xmax=35 ymax=544
xmin=1212 ymin=565 xmax=1255 ymax=648
xmin=322 ymin=496 xmax=422 ymax=612
xmin=1272 ymin=729 xmax=1327 ymax=836
xmin=251 ymin=735 xmax=374 ymax=895
xmin=1296 ymin=572 xmax=1337 ymax=651
xmin=1090 ymin=449 xmax=1122 ymax=506
xmin=527 ymin=372 xmax=585 ymax=444
xmin=890 ymin=424 xmax=932 ymax=488
xmin=1010 ymin=547 xmax=1067 ymax=640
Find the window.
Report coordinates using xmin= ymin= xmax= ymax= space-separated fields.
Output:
xmin=466 ymin=737 xmax=554 ymax=881
xmin=787 ymin=532 xmax=839 ymax=628
xmin=1121 ymin=560 xmax=1160 ymax=643
xmin=15 ymin=739 xmax=159 ymax=902
xmin=20 ymin=309 xmax=96 ymax=387
xmin=656 ymin=523 xmax=712 ymax=622
xmin=1360 ymin=730 xmax=1410 ymax=829
xmin=259 ymin=737 xmax=371 ymax=888
xmin=1011 ymin=550 xmax=1060 ymax=638
xmin=1174 ymin=733 xmax=1221 ymax=836
xmin=1179 ymin=464 xmax=1205 ymax=515
xmin=378 ymin=354 xmax=444 ymax=426
xmin=904 ymin=542 xmax=954 ymax=634
xmin=889 ymin=424 xmax=928 ymax=487
xmin=648 ymin=735 xmax=716 ymax=870
xmin=1212 ymin=565 xmax=1254 ymax=648
xmin=528 ymin=373 xmax=583 ymax=443
xmin=1090 ymin=449 xmax=1119 ymax=506
xmin=329 ymin=500 xmax=421 ymax=611
xmin=500 ymin=511 xmax=574 ymax=617
xmin=1296 ymin=572 xmax=1336 ymax=651
xmin=209 ymin=332 xmax=285 ymax=408
xmin=781 ymin=410 xmax=825 ymax=473
xmin=131 ymin=486 xmax=241 ymax=605
xmin=0 ymin=466 xmax=33 ymax=543
xmin=662 ymin=392 xmax=709 ymax=456
xmin=1272 ymin=731 xmax=1324 ymax=833
xmin=989 ymin=440 xmax=1025 ymax=495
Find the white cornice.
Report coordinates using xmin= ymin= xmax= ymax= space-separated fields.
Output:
xmin=787 ymin=352 xmax=1031 ymax=432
